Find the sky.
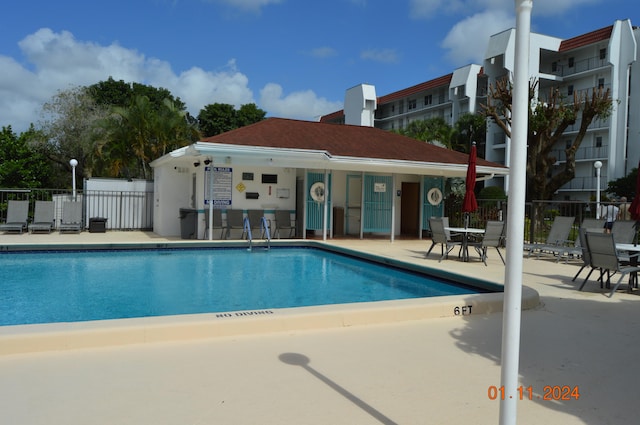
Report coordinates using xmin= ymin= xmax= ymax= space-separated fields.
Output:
xmin=0 ymin=0 xmax=635 ymax=133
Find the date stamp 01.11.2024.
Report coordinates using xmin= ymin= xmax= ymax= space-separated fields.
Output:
xmin=487 ymin=385 xmax=580 ymax=401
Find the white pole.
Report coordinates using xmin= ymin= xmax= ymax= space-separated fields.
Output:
xmin=208 ymin=163 xmax=214 ymax=241
xmin=595 ymin=161 xmax=603 ymax=219
xmin=69 ymin=159 xmax=78 ymax=201
xmin=500 ymin=1 xmax=532 ymax=424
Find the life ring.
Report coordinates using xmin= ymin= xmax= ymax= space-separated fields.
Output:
xmin=310 ymin=182 xmax=325 ymax=202
xmin=427 ymin=187 xmax=443 ymax=205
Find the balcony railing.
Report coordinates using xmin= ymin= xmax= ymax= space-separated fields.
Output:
xmin=545 ymin=55 xmax=609 ymax=77
xmin=552 ymin=145 xmax=608 ymax=163
xmin=557 ymin=176 xmax=608 ymax=191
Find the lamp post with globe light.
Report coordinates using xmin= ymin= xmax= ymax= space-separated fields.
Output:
xmin=594 ymin=161 xmax=602 ymax=219
xmin=70 ymin=159 xmax=78 ymax=201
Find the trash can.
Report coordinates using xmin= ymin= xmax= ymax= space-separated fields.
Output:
xmin=179 ymin=208 xmax=198 ymax=239
xmin=89 ymin=217 xmax=108 ymax=233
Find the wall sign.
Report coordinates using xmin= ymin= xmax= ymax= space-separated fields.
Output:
xmin=205 ymin=166 xmax=232 ymax=206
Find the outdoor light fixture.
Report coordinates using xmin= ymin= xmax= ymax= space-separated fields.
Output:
xmin=204 ymin=159 xmax=212 ymax=165
xmin=69 ymin=158 xmax=78 ymax=201
xmin=193 ymin=161 xmax=201 ymax=167
xmin=594 ymin=160 xmax=603 ymax=219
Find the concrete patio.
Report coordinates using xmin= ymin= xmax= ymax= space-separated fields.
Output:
xmin=0 ymin=231 xmax=638 ymax=424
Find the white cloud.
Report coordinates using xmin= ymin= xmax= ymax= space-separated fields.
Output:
xmin=360 ymin=48 xmax=399 ymax=63
xmin=308 ymin=47 xmax=338 ymax=59
xmin=259 ymin=83 xmax=343 ymax=121
xmin=0 ymin=28 xmax=334 ymax=132
xmin=441 ymin=10 xmax=515 ymax=65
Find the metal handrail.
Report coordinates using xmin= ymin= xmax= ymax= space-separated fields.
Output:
xmin=243 ymin=216 xmax=252 ymax=251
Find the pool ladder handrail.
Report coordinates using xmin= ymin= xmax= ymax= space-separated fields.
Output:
xmin=243 ymin=216 xmax=271 ymax=251
xmin=261 ymin=216 xmax=271 ymax=250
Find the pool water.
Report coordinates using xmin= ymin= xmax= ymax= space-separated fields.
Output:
xmin=0 ymin=247 xmax=481 ymax=326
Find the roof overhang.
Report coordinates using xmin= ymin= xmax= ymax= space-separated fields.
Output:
xmin=150 ymin=142 xmax=508 ymax=179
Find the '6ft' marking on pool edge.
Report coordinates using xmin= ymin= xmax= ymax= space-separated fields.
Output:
xmin=453 ymin=305 xmax=473 ymax=316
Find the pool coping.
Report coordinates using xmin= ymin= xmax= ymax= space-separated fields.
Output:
xmin=0 ymin=240 xmax=540 ymax=356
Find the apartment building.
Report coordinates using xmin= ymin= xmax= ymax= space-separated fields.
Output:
xmin=321 ymin=19 xmax=639 ymax=202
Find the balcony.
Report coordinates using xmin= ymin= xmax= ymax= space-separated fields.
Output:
xmin=558 ymin=176 xmax=608 ymax=192
xmin=544 ymin=55 xmax=609 ymax=77
xmin=552 ymin=145 xmax=608 ymax=163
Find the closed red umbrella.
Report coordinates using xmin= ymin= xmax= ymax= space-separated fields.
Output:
xmin=629 ymin=161 xmax=640 ymax=221
xmin=628 ymin=161 xmax=640 ymax=245
xmin=462 ymin=142 xmax=478 ymax=222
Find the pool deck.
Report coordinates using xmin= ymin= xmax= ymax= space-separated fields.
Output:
xmin=1 ymin=231 xmax=639 ymax=424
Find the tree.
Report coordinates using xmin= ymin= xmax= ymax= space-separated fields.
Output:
xmin=453 ymin=113 xmax=487 ymax=155
xmin=34 ymin=86 xmax=111 ymax=184
xmin=197 ymin=103 xmax=266 ymax=137
xmin=396 ymin=117 xmax=458 ymax=149
xmin=483 ymin=78 xmax=613 ymax=201
xmin=98 ymin=95 xmax=198 ymax=179
xmin=0 ymin=126 xmax=55 ymax=188
xmin=606 ymin=168 xmax=638 ymax=199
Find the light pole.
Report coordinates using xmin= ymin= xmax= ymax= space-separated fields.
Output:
xmin=594 ymin=161 xmax=602 ymax=219
xmin=70 ymin=159 xmax=78 ymax=201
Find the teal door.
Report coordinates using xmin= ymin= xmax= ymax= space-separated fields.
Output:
xmin=423 ymin=177 xmax=445 ymax=231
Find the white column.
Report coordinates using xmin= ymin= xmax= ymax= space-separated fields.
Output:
xmin=500 ymin=1 xmax=532 ymax=424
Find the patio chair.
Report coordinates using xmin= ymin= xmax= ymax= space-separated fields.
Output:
xmin=204 ymin=208 xmax=225 ymax=239
xmin=581 ymin=232 xmax=640 ymax=297
xmin=572 ymin=228 xmax=598 ymax=284
xmin=225 ymin=209 xmax=245 ymax=239
xmin=524 ymin=216 xmax=575 ymax=259
xmin=274 ymin=210 xmax=296 ymax=238
xmin=59 ymin=201 xmax=83 ymax=233
xmin=611 ymin=220 xmax=637 ymax=244
xmin=28 ymin=201 xmax=55 ymax=233
xmin=247 ymin=209 xmax=267 ymax=239
xmin=471 ymin=220 xmax=505 ymax=266
xmin=426 ymin=217 xmax=462 ymax=262
xmin=0 ymin=200 xmax=29 ymax=233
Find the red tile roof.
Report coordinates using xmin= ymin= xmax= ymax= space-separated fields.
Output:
xmin=559 ymin=25 xmax=613 ymax=52
xmin=201 ymin=117 xmax=502 ymax=168
xmin=377 ymin=74 xmax=453 ymax=104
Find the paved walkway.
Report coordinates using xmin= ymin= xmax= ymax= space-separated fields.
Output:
xmin=1 ymin=232 xmax=639 ymax=424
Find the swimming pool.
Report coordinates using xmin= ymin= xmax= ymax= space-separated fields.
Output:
xmin=0 ymin=247 xmax=484 ymax=326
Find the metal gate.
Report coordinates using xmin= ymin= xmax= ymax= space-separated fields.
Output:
xmin=363 ymin=175 xmax=392 ymax=233
xmin=306 ymin=172 xmax=331 ymax=230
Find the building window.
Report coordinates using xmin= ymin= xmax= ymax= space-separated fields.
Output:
xmin=598 ymin=78 xmax=605 ymax=89
xmin=551 ymin=62 xmax=558 ymax=72
xmin=424 ymin=94 xmax=432 ymax=105
xmin=595 ymin=136 xmax=602 ymax=148
xmin=565 ymin=140 xmax=572 ymax=149
xmin=408 ymin=99 xmax=417 ymax=110
xmin=600 ymin=48 xmax=607 ymax=60
xmin=568 ymin=57 xmax=575 ymax=68
xmin=567 ymin=85 xmax=574 ymax=96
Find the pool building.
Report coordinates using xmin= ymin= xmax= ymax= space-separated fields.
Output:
xmin=150 ymin=117 xmax=508 ymax=241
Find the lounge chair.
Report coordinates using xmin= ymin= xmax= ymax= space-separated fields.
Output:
xmin=524 ymin=216 xmax=575 ymax=259
xmin=204 ymin=208 xmax=225 ymax=239
xmin=581 ymin=232 xmax=640 ymax=297
xmin=0 ymin=200 xmax=29 ymax=233
xmin=59 ymin=201 xmax=83 ymax=233
xmin=471 ymin=220 xmax=505 ymax=266
xmin=28 ymin=201 xmax=55 ymax=233
xmin=426 ymin=217 xmax=462 ymax=262
xmin=225 ymin=209 xmax=245 ymax=239
xmin=274 ymin=210 xmax=296 ymax=238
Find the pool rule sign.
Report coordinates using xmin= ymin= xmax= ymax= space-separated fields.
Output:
xmin=205 ymin=166 xmax=232 ymax=206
